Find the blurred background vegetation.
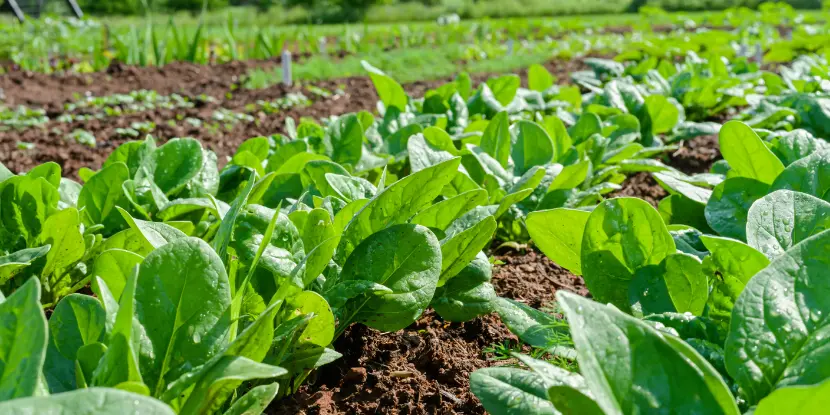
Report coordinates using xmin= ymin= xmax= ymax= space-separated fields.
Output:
xmin=12 ymin=0 xmax=824 ymax=24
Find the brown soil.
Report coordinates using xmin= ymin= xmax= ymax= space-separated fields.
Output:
xmin=0 ymin=58 xmax=589 ymax=179
xmin=609 ymin=172 xmax=668 ymax=207
xmin=0 ymin=76 xmax=378 ymax=179
xmin=492 ymin=249 xmax=588 ymax=309
xmin=274 ymin=312 xmax=514 ymax=415
xmin=667 ymin=134 xmax=721 ymax=174
xmin=0 ymin=55 xmax=329 ymax=111
xmin=606 ymin=135 xmax=722 ymax=208
xmin=273 ymin=247 xmax=584 ymax=415
xmin=1 ymin=60 xmax=258 ymax=111
xmin=604 ymin=134 xmax=722 ymax=208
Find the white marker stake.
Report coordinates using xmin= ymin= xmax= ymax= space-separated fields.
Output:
xmin=755 ymin=43 xmax=763 ymax=63
xmin=319 ymin=37 xmax=327 ymax=55
xmin=282 ymin=49 xmax=292 ymax=86
xmin=507 ymin=38 xmax=514 ymax=56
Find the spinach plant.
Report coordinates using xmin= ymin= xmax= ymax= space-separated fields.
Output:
xmin=507 ymin=120 xmax=830 ymax=413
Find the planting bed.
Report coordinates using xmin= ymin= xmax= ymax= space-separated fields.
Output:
xmin=0 ymin=58 xmax=587 ymax=179
xmin=264 ymin=129 xmax=720 ymax=414
xmin=0 ymin=50 xmax=732 ymax=413
xmin=275 ymin=248 xmax=587 ymax=415
xmin=4 ymin=7 xmax=830 ymax=414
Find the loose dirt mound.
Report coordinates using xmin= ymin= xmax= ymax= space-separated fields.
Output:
xmin=610 ymin=172 xmax=669 ymax=207
xmin=668 ymin=134 xmax=721 ymax=174
xmin=608 ymin=135 xmax=723 ymax=207
xmin=492 ymin=249 xmax=588 ymax=308
xmin=275 ymin=312 xmax=513 ymax=415
xmin=273 ymin=247 xmax=584 ymax=415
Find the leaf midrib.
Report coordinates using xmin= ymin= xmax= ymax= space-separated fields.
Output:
xmin=153 ymin=255 xmax=194 ymax=397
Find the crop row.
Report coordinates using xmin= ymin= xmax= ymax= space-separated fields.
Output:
xmin=2 ymin=42 xmax=830 ymax=413
xmin=0 ymin=3 xmax=821 ymax=77
xmin=469 ymin=56 xmax=830 ymax=413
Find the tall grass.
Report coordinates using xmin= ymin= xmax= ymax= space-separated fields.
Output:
xmin=41 ymin=0 xmax=823 ymax=24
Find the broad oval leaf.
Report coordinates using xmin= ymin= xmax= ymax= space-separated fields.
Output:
xmin=362 ymin=60 xmax=407 ymax=111
xmin=644 ymin=95 xmax=680 ymax=135
xmin=49 ymin=294 xmax=106 ymax=362
xmin=754 ymin=378 xmax=830 ymax=415
xmin=439 ymin=215 xmax=496 ymax=285
xmin=747 ymin=190 xmax=830 ymax=259
xmin=431 ymin=252 xmax=495 ymax=322
xmin=223 ymin=382 xmax=279 ymax=415
xmin=0 ymin=176 xmax=59 ymax=248
xmin=325 ymin=174 xmax=376 ymax=203
xmin=705 ymin=177 xmax=769 ymax=241
xmin=92 ymin=249 xmax=144 ymax=299
xmin=286 ymin=291 xmax=335 ymax=348
xmin=470 ymin=366 xmax=557 ymax=415
xmin=581 ymin=198 xmax=675 ymax=312
xmin=0 ymin=388 xmax=175 ymax=414
xmin=44 ymin=294 xmax=106 ymax=393
xmin=105 ymin=136 xmax=156 ymax=178
xmin=568 ymin=112 xmax=602 ymax=145
xmin=487 ymin=74 xmax=520 ymax=107
xmin=37 ymin=207 xmax=85 ymax=282
xmin=559 ymin=292 xmax=739 ymax=415
xmin=139 ymin=137 xmax=205 ymax=196
xmin=511 ymin=120 xmax=554 ymax=176
xmin=480 ymin=111 xmax=511 ymax=168
xmin=770 ymin=129 xmax=822 ymax=167
xmin=266 ymin=141 xmax=309 ymax=174
xmin=701 ymin=235 xmax=770 ymax=332
xmin=719 ymin=120 xmax=784 ymax=185
xmin=653 ymin=172 xmax=712 ymax=204
xmin=300 ymin=208 xmax=339 ymax=285
xmin=663 ymin=253 xmax=708 ymax=316
xmin=0 ymin=278 xmax=47 ymax=401
xmin=336 ymin=158 xmax=460 ymax=262
xmin=528 ymin=64 xmax=555 ymax=92
xmin=725 ymin=229 xmax=830 ymax=404
xmin=770 ymin=149 xmax=830 ymax=202
xmin=548 ymin=161 xmax=588 ymax=192
xmin=407 ymin=130 xmax=456 ymax=173
xmin=338 ymin=224 xmax=441 ymax=332
xmin=526 ymin=208 xmax=590 ymax=275
xmin=27 ymin=162 xmax=61 ymax=188
xmin=135 ymin=237 xmax=232 ymax=396
xmin=78 ymin=162 xmax=129 ymax=233
xmin=325 ymin=114 xmax=364 ymax=167
xmin=236 ymin=136 xmax=270 ymax=161
xmin=410 ymin=189 xmax=488 ymax=231
xmin=542 ymin=116 xmax=573 ymax=162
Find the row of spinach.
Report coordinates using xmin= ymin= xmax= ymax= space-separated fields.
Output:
xmin=472 ymin=116 xmax=830 ymax=413
xmin=0 ymin=51 xmax=816 ymax=412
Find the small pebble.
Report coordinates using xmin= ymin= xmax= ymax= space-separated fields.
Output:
xmin=344 ymin=367 xmax=367 ymax=383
